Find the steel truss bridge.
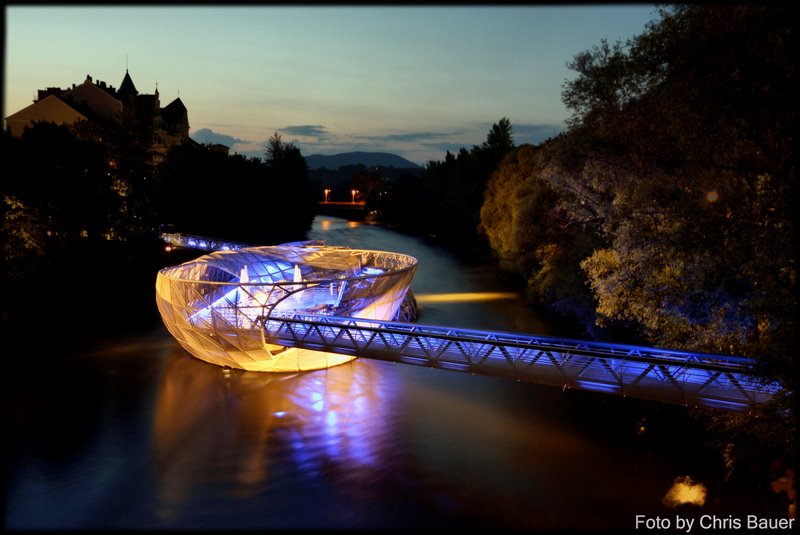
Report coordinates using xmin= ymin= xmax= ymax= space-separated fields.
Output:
xmin=259 ymin=313 xmax=778 ymax=412
xmin=160 ymin=232 xmax=781 ymax=412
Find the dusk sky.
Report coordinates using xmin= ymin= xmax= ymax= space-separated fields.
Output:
xmin=4 ymin=4 xmax=659 ymax=165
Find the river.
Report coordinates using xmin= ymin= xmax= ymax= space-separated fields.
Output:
xmin=5 ymin=216 xmax=761 ymax=530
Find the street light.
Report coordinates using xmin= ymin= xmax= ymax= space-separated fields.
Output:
xmin=324 ymin=188 xmax=330 ymax=203
xmin=351 ymin=189 xmax=358 ymax=203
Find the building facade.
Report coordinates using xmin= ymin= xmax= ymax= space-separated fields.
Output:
xmin=4 ymin=70 xmax=190 ymax=164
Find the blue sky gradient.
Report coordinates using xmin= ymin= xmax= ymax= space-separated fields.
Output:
xmin=4 ymin=5 xmax=659 ymax=164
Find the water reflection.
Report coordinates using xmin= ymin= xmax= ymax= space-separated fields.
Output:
xmin=308 ymin=217 xmax=559 ymax=334
xmin=317 ymin=218 xmax=361 ymax=232
xmin=414 ymin=292 xmax=518 ymax=303
xmin=662 ymin=475 xmax=707 ymax=508
xmin=151 ymin=348 xmax=400 ymax=522
xmin=7 ymin=217 xmax=749 ymax=530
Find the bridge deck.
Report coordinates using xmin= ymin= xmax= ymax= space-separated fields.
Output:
xmin=158 ymin=232 xmax=781 ymax=411
xmin=262 ymin=313 xmax=779 ymax=411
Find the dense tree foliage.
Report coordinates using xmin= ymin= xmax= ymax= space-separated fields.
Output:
xmin=383 ymin=117 xmax=516 ymax=252
xmin=565 ymin=4 xmax=795 ymax=371
xmin=157 ymin=133 xmax=316 ymax=245
xmin=480 ymin=143 xmax=600 ymax=332
xmin=479 ymin=4 xmax=795 ymax=468
xmin=2 ymin=123 xmax=317 ymax=333
xmin=264 ymin=132 xmax=317 ymax=238
xmin=1 ymin=120 xmax=164 ymax=332
xmin=1 ymin=119 xmax=159 ymax=269
xmin=348 ymin=169 xmax=385 ymax=210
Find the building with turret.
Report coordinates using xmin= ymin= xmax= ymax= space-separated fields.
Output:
xmin=4 ymin=70 xmax=190 ymax=164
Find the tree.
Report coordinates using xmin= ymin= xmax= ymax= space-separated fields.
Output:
xmin=1 ymin=120 xmax=166 ymax=333
xmin=562 ymin=39 xmax=647 ymax=130
xmin=265 ymin=132 xmax=294 ymax=166
xmin=408 ymin=118 xmax=518 ymax=251
xmin=478 ymin=116 xmax=515 ymax=159
xmin=1 ymin=194 xmax=47 ymax=282
xmin=552 ymin=3 xmax=795 ymax=467
xmin=562 ymin=3 xmax=795 ymax=358
xmin=350 ymin=170 xmax=385 ymax=210
xmin=480 ymin=144 xmax=550 ymax=276
xmin=480 ymin=141 xmax=600 ymax=331
xmin=263 ymin=132 xmax=316 ymax=240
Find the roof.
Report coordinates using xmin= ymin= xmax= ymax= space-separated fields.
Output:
xmin=65 ymin=77 xmax=123 ymax=118
xmin=163 ymin=97 xmax=187 ymax=113
xmin=119 ymin=70 xmax=138 ymax=96
xmin=4 ymin=95 xmax=89 ymax=137
xmin=161 ymin=97 xmax=187 ymax=122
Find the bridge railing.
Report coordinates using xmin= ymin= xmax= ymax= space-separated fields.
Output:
xmin=261 ymin=312 xmax=781 ymax=411
xmin=159 ymin=232 xmax=252 ymax=252
xmin=157 ymin=232 xmax=782 ymax=411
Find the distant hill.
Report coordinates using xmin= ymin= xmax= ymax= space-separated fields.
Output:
xmin=305 ymin=151 xmax=422 ymax=170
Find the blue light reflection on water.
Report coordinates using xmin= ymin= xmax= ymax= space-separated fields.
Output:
xmin=5 ymin=216 xmax=725 ymax=530
xmin=6 ymin=332 xmax=682 ymax=529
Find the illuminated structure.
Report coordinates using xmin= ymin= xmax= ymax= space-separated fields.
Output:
xmin=156 ymin=243 xmax=417 ymax=372
xmin=156 ymin=233 xmax=778 ymax=410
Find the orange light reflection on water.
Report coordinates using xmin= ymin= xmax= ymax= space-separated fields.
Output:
xmin=662 ymin=475 xmax=707 ymax=508
xmin=151 ymin=349 xmax=396 ymax=518
xmin=317 ymin=218 xmax=361 ymax=231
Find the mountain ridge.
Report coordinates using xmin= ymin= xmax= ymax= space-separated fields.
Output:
xmin=304 ymin=151 xmax=422 ymax=170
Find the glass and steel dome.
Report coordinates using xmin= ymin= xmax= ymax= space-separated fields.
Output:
xmin=156 ymin=243 xmax=417 ymax=372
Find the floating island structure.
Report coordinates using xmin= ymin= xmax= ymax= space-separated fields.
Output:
xmin=156 ymin=242 xmax=418 ymax=372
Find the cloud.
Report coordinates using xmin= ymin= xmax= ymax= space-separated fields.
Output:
xmin=362 ymin=131 xmax=464 ymax=143
xmin=281 ymin=125 xmax=328 ymax=138
xmin=266 ymin=130 xmax=464 ymax=159
xmin=190 ymin=128 xmax=248 ymax=147
xmin=512 ymin=123 xmax=565 ymax=145
xmin=419 ymin=141 xmax=467 ymax=153
xmin=345 ymin=130 xmax=467 ymax=153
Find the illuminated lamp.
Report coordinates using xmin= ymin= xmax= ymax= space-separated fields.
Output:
xmin=156 ymin=243 xmax=417 ymax=372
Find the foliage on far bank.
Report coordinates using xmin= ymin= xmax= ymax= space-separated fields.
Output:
xmin=381 ymin=117 xmax=516 ymax=252
xmin=158 ymin=132 xmax=316 ymax=245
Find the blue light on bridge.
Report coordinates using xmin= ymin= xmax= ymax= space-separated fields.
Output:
xmin=157 ymin=233 xmax=782 ymax=411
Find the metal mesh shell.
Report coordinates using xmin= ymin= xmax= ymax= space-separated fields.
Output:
xmin=156 ymin=244 xmax=417 ymax=372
